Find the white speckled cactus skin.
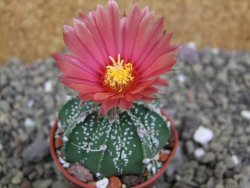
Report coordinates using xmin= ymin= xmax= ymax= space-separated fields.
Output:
xmin=59 ymin=98 xmax=170 ymax=177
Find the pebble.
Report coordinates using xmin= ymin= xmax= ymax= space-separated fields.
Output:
xmin=24 ymin=118 xmax=35 ymax=127
xmin=27 ymin=99 xmax=35 ymax=108
xmin=11 ymin=171 xmax=23 ymax=184
xmin=202 ymin=152 xmax=215 ymax=163
xmin=225 ymin=156 xmax=239 ymax=169
xmin=109 ymin=176 xmax=122 ymax=188
xmin=193 ymin=126 xmax=214 ymax=145
xmin=185 ymin=140 xmax=195 ymax=155
xmin=51 ymin=181 xmax=68 ymax=188
xmin=20 ymin=179 xmax=32 ymax=188
xmin=32 ymin=179 xmax=52 ymax=188
xmin=177 ymin=74 xmax=186 ymax=83
xmin=63 ymin=162 xmax=70 ymax=168
xmin=194 ymin=148 xmax=205 ymax=159
xmin=44 ymin=80 xmax=53 ymax=92
xmin=22 ymin=136 xmax=49 ymax=165
xmin=231 ymin=155 xmax=240 ymax=166
xmin=225 ymin=179 xmax=239 ymax=188
xmin=96 ymin=178 xmax=109 ymax=188
xmin=178 ymin=42 xmax=199 ymax=63
xmin=68 ymin=162 xmax=93 ymax=182
xmin=241 ymin=110 xmax=250 ymax=120
xmin=122 ymin=176 xmax=145 ymax=187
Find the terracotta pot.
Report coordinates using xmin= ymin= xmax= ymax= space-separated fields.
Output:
xmin=50 ymin=113 xmax=179 ymax=188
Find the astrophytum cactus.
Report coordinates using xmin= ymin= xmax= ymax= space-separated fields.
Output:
xmin=59 ymin=98 xmax=171 ymax=177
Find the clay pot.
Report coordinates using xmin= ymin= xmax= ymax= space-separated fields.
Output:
xmin=50 ymin=113 xmax=178 ymax=188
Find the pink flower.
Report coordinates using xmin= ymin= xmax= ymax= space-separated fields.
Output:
xmin=54 ymin=0 xmax=178 ymax=115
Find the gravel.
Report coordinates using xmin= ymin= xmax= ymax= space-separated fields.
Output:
xmin=0 ymin=47 xmax=250 ymax=187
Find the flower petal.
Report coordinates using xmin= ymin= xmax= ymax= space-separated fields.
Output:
xmin=154 ymin=78 xmax=168 ymax=86
xmin=100 ymin=99 xmax=119 ymax=115
xmin=73 ymin=18 xmax=106 ymax=67
xmin=130 ymin=79 xmax=156 ymax=94
xmin=139 ymin=50 xmax=177 ymax=78
xmin=136 ymin=34 xmax=172 ymax=70
xmin=54 ymin=53 xmax=99 ymax=82
xmin=63 ymin=26 xmax=103 ymax=73
xmin=133 ymin=17 xmax=165 ymax=68
xmin=93 ymin=92 xmax=114 ymax=101
xmin=122 ymin=4 xmax=141 ymax=59
xmin=119 ymin=99 xmax=133 ymax=110
xmin=63 ymin=82 xmax=105 ymax=94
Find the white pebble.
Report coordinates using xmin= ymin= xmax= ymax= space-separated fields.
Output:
xmin=175 ymin=174 xmax=181 ymax=181
xmin=241 ymin=110 xmax=250 ymax=120
xmin=152 ymin=166 xmax=156 ymax=174
xmin=58 ymin=157 xmax=65 ymax=164
xmin=24 ymin=118 xmax=35 ymax=127
xmin=63 ymin=136 xmax=68 ymax=142
xmin=211 ymin=48 xmax=220 ymax=55
xmin=194 ymin=148 xmax=205 ymax=158
xmin=153 ymin=153 xmax=160 ymax=161
xmin=63 ymin=162 xmax=70 ymax=168
xmin=167 ymin=121 xmax=171 ymax=128
xmin=27 ymin=99 xmax=34 ymax=108
xmin=177 ymin=74 xmax=186 ymax=83
xmin=147 ymin=163 xmax=152 ymax=171
xmin=96 ymin=178 xmax=109 ymax=188
xmin=193 ymin=126 xmax=214 ymax=145
xmin=44 ymin=81 xmax=53 ymax=92
xmin=66 ymin=95 xmax=72 ymax=100
xmin=187 ymin=42 xmax=196 ymax=49
xmin=143 ymin=158 xmax=151 ymax=164
xmin=231 ymin=155 xmax=240 ymax=165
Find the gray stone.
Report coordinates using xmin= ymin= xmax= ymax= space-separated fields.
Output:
xmin=22 ymin=135 xmax=49 ymax=165
xmin=32 ymin=179 xmax=52 ymax=188
xmin=122 ymin=175 xmax=146 ymax=187
xmin=185 ymin=140 xmax=195 ymax=155
xmin=206 ymin=178 xmax=215 ymax=188
xmin=68 ymin=162 xmax=93 ymax=182
xmin=215 ymin=184 xmax=224 ymax=188
xmin=178 ymin=43 xmax=199 ymax=63
xmin=225 ymin=179 xmax=239 ymax=188
xmin=11 ymin=171 xmax=23 ymax=185
xmin=202 ymin=152 xmax=215 ymax=163
xmin=20 ymin=179 xmax=32 ymax=188
xmin=214 ymin=162 xmax=226 ymax=179
xmin=51 ymin=181 xmax=68 ymax=188
xmin=210 ymin=142 xmax=223 ymax=152
xmin=11 ymin=158 xmax=23 ymax=169
xmin=194 ymin=166 xmax=208 ymax=184
xmin=173 ymin=182 xmax=193 ymax=188
xmin=225 ymin=156 xmax=238 ymax=169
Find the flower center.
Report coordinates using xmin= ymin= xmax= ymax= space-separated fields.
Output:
xmin=104 ymin=54 xmax=134 ymax=93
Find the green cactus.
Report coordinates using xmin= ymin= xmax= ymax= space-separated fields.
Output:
xmin=59 ymin=98 xmax=171 ymax=177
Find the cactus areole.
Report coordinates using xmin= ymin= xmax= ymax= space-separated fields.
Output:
xmin=51 ymin=0 xmax=179 ymax=187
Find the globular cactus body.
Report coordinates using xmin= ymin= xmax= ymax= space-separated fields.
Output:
xmin=59 ymin=98 xmax=170 ymax=177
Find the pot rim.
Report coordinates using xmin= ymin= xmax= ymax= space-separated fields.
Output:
xmin=50 ymin=111 xmax=179 ymax=188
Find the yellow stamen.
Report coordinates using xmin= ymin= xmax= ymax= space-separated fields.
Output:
xmin=104 ymin=54 xmax=134 ymax=93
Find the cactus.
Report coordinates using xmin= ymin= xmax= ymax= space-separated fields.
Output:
xmin=59 ymin=98 xmax=171 ymax=177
